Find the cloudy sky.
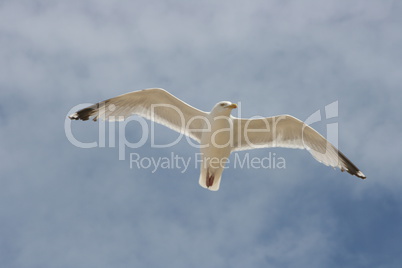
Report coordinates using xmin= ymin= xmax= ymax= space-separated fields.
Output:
xmin=1 ymin=0 xmax=401 ymax=267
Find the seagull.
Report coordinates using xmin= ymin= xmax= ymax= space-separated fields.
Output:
xmin=69 ymin=88 xmax=366 ymax=191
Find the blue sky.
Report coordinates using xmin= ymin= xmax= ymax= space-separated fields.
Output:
xmin=1 ymin=0 xmax=402 ymax=267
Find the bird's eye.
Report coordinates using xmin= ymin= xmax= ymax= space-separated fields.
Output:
xmin=220 ymin=103 xmax=225 ymax=106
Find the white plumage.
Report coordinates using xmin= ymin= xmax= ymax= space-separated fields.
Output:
xmin=69 ymin=88 xmax=365 ymax=191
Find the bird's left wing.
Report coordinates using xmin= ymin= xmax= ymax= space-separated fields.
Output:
xmin=69 ymin=88 xmax=208 ymax=142
xmin=232 ymin=115 xmax=365 ymax=179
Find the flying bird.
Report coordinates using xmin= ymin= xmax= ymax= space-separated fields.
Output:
xmin=69 ymin=88 xmax=366 ymax=191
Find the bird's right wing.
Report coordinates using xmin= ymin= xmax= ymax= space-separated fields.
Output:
xmin=69 ymin=88 xmax=208 ymax=143
xmin=232 ymin=115 xmax=365 ymax=179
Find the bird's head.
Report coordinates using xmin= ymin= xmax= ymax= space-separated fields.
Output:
xmin=211 ymin=101 xmax=238 ymax=115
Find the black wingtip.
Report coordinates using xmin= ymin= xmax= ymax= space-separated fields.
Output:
xmin=338 ymin=151 xmax=366 ymax=179
xmin=353 ymin=170 xmax=366 ymax=179
xmin=68 ymin=107 xmax=96 ymax=121
xmin=344 ymin=168 xmax=366 ymax=179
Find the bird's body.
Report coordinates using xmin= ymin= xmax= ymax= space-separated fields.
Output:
xmin=198 ymin=104 xmax=235 ymax=190
xmin=69 ymin=88 xmax=366 ymax=191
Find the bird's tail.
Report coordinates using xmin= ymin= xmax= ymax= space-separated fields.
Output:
xmin=199 ymin=168 xmax=222 ymax=191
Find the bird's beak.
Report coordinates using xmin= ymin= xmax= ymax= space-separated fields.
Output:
xmin=226 ymin=103 xmax=238 ymax=109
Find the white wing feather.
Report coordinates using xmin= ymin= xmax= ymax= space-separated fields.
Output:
xmin=232 ymin=115 xmax=365 ymax=178
xmin=69 ymin=88 xmax=207 ymax=142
